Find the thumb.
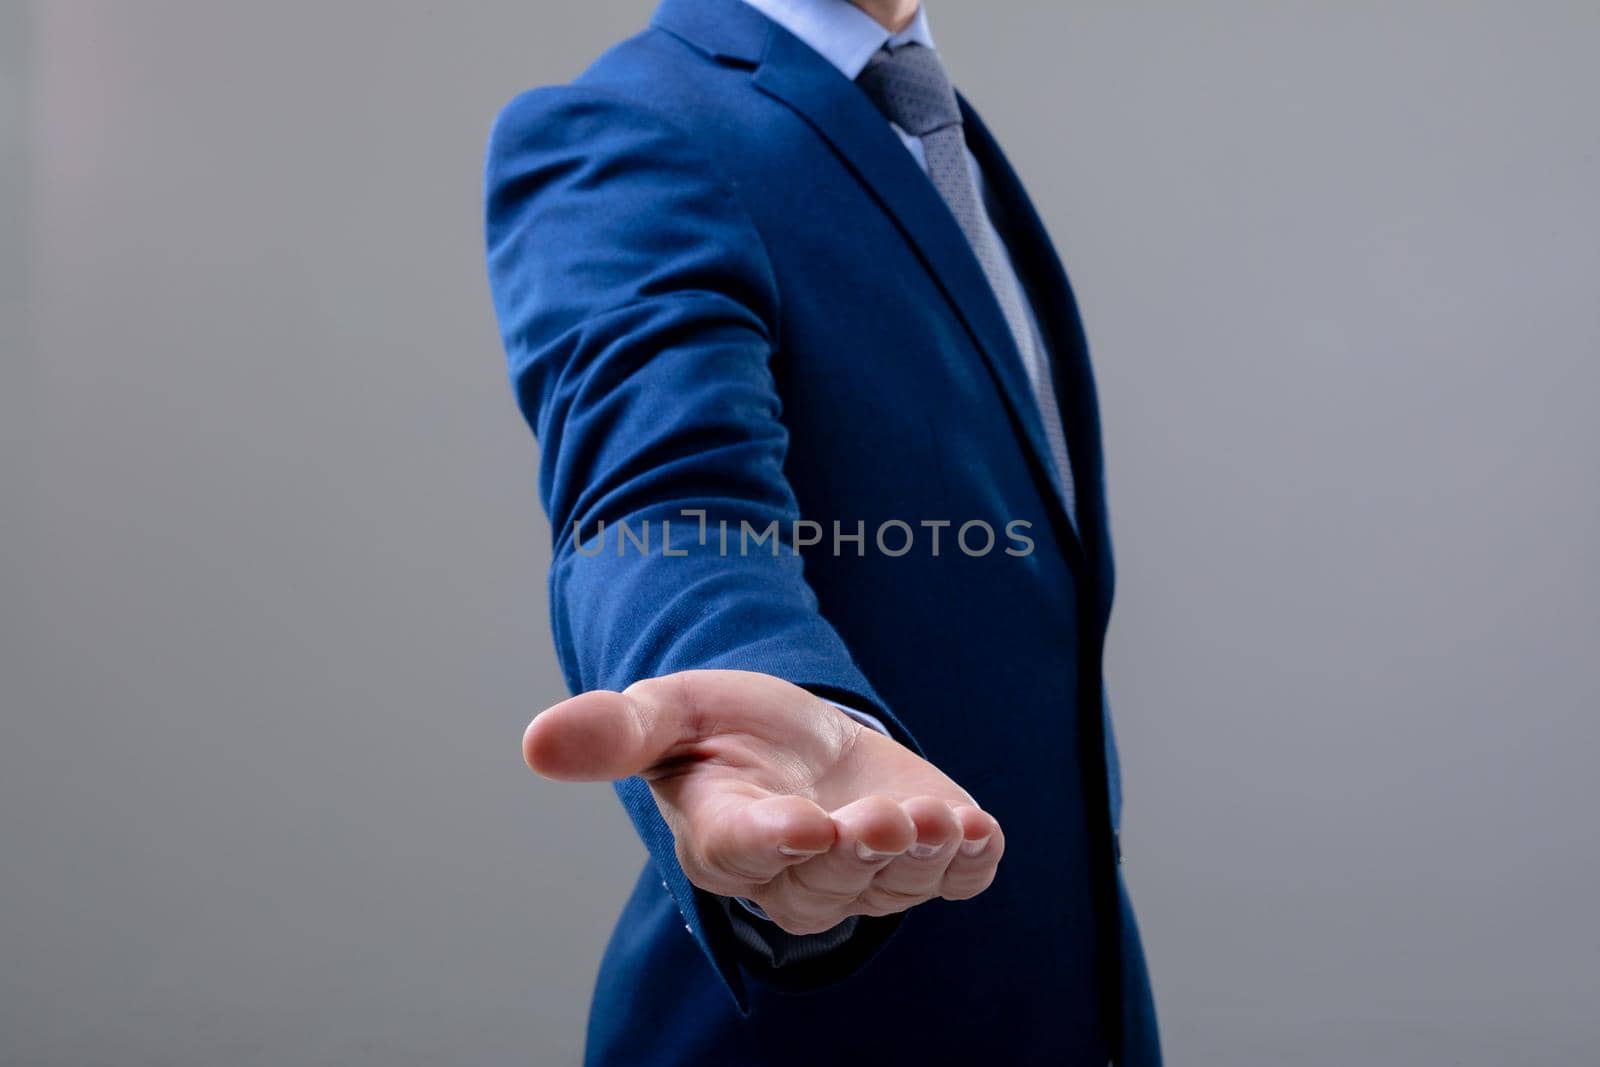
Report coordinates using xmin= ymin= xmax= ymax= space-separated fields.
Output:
xmin=523 ymin=687 xmax=686 ymax=782
xmin=524 ymin=670 xmax=825 ymax=782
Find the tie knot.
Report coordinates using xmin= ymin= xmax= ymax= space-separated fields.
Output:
xmin=855 ymin=42 xmax=962 ymax=137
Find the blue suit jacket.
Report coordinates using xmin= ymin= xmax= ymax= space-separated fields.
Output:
xmin=484 ymin=1 xmax=1160 ymax=1062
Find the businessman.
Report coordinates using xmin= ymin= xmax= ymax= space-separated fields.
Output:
xmin=484 ymin=0 xmax=1160 ymax=1063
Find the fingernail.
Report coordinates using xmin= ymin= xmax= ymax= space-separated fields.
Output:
xmin=960 ymin=835 xmax=992 ymax=857
xmin=855 ymin=842 xmax=896 ymax=862
xmin=909 ymin=841 xmax=945 ymax=860
xmin=777 ymin=845 xmax=827 ymax=858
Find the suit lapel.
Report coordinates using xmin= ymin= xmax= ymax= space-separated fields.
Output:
xmin=748 ymin=27 xmax=1084 ymax=560
xmin=961 ymin=99 xmax=1115 ymax=621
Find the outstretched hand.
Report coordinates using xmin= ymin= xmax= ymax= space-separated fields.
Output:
xmin=523 ymin=669 xmax=1003 ymax=935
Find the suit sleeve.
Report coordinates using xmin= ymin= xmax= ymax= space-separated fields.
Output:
xmin=483 ymin=87 xmax=921 ymax=1009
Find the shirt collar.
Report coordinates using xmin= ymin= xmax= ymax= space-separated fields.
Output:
xmin=739 ymin=0 xmax=936 ymax=81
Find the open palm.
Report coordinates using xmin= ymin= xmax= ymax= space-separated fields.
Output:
xmin=524 ymin=669 xmax=1003 ymax=934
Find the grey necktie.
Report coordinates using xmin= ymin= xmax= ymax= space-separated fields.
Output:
xmin=857 ymin=42 xmax=1077 ymax=529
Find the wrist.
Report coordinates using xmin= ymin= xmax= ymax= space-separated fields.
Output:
xmin=821 ymin=698 xmax=892 ymax=738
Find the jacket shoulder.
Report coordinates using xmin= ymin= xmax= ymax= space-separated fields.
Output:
xmin=488 ymin=25 xmax=770 ymax=167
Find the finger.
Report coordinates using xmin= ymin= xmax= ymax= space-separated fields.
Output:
xmin=762 ymin=795 xmax=916 ymax=933
xmin=861 ymin=796 xmax=963 ymax=904
xmin=939 ymin=805 xmax=1005 ymax=901
xmin=690 ymin=794 xmax=836 ymax=890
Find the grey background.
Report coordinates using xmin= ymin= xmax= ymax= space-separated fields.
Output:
xmin=4 ymin=2 xmax=1597 ymax=1064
